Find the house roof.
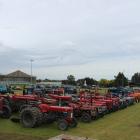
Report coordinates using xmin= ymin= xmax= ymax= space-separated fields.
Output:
xmin=6 ymin=70 xmax=31 ymax=78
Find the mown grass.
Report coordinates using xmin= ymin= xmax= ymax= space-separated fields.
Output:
xmin=0 ymin=103 xmax=140 ymax=140
xmin=67 ymin=104 xmax=140 ymax=140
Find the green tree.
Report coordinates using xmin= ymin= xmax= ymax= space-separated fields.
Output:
xmin=77 ymin=77 xmax=98 ymax=86
xmin=99 ymin=79 xmax=109 ymax=87
xmin=84 ymin=77 xmax=98 ymax=86
xmin=67 ymin=75 xmax=76 ymax=85
xmin=131 ymin=72 xmax=140 ymax=86
xmin=114 ymin=72 xmax=128 ymax=87
xmin=77 ymin=79 xmax=84 ymax=86
xmin=108 ymin=80 xmax=115 ymax=87
xmin=99 ymin=79 xmax=115 ymax=87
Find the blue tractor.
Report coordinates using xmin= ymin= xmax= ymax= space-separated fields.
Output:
xmin=0 ymin=84 xmax=14 ymax=94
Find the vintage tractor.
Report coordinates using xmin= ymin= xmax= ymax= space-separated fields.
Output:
xmin=125 ymin=96 xmax=135 ymax=105
xmin=132 ymin=88 xmax=140 ymax=102
xmin=19 ymin=104 xmax=77 ymax=130
xmin=121 ymin=87 xmax=136 ymax=105
xmin=80 ymin=91 xmax=109 ymax=114
xmin=22 ymin=87 xmax=101 ymax=122
xmin=92 ymin=95 xmax=119 ymax=112
xmin=129 ymin=92 xmax=140 ymax=103
xmin=48 ymin=94 xmax=101 ymax=123
xmin=23 ymin=85 xmax=65 ymax=100
xmin=0 ymin=84 xmax=14 ymax=94
xmin=108 ymin=87 xmax=134 ymax=108
xmin=0 ymin=93 xmax=56 ymax=113
xmin=70 ymin=102 xmax=100 ymax=122
xmin=6 ymin=94 xmax=77 ymax=130
xmin=0 ymin=96 xmax=12 ymax=118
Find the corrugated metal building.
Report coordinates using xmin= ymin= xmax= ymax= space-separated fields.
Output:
xmin=0 ymin=70 xmax=36 ymax=84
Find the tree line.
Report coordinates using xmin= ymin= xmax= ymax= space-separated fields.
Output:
xmin=61 ymin=72 xmax=140 ymax=87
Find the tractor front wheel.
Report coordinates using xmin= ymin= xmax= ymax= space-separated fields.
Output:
xmin=81 ymin=112 xmax=91 ymax=123
xmin=57 ymin=119 xmax=68 ymax=131
xmin=2 ymin=105 xmax=12 ymax=119
xmin=69 ymin=117 xmax=78 ymax=128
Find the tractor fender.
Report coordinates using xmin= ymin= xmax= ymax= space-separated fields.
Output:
xmin=20 ymin=104 xmax=33 ymax=112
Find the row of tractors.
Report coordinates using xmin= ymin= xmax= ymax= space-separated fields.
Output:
xmin=0 ymin=87 xmax=140 ymax=131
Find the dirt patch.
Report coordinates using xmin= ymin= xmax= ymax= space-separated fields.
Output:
xmin=48 ymin=134 xmax=94 ymax=140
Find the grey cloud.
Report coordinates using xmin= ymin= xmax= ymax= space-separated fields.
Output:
xmin=0 ymin=0 xmax=140 ymax=79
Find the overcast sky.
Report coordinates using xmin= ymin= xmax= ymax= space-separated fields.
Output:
xmin=0 ymin=0 xmax=140 ymax=80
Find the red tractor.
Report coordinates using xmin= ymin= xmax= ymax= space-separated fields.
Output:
xmin=0 ymin=96 xmax=11 ymax=118
xmin=93 ymin=95 xmax=120 ymax=112
xmin=19 ymin=103 xmax=77 ymax=130
xmin=0 ymin=94 xmax=57 ymax=112
xmin=80 ymin=92 xmax=108 ymax=115
xmin=69 ymin=101 xmax=101 ymax=122
xmin=48 ymin=94 xmax=103 ymax=123
xmin=80 ymin=91 xmax=121 ymax=113
xmin=4 ymin=94 xmax=77 ymax=130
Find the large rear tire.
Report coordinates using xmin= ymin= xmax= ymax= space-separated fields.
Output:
xmin=20 ymin=107 xmax=43 ymax=128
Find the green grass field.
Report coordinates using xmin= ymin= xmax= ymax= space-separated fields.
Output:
xmin=0 ymin=103 xmax=140 ymax=140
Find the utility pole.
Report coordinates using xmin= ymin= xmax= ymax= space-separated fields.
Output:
xmin=30 ymin=59 xmax=34 ymax=84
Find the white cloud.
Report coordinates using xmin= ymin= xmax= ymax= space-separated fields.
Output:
xmin=0 ymin=0 xmax=140 ymax=79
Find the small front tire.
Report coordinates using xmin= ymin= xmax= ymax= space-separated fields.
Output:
xmin=2 ymin=105 xmax=12 ymax=119
xmin=57 ymin=119 xmax=68 ymax=131
xmin=81 ymin=112 xmax=91 ymax=123
xmin=69 ymin=117 xmax=78 ymax=128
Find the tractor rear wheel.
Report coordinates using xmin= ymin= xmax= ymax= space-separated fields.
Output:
xmin=57 ymin=119 xmax=68 ymax=131
xmin=20 ymin=107 xmax=43 ymax=128
xmin=69 ymin=117 xmax=78 ymax=128
xmin=2 ymin=105 xmax=12 ymax=119
xmin=81 ymin=112 xmax=91 ymax=123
